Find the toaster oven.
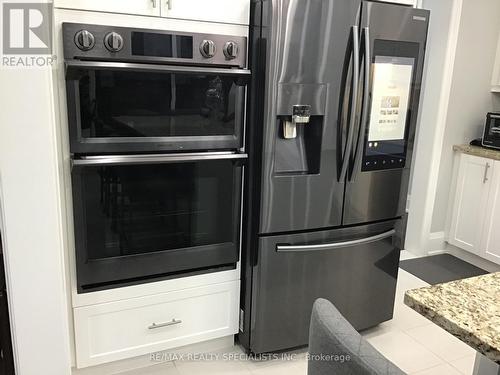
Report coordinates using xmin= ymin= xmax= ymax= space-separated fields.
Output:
xmin=482 ymin=112 xmax=500 ymax=149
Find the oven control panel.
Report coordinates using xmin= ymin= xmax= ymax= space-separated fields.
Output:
xmin=63 ymin=23 xmax=247 ymax=68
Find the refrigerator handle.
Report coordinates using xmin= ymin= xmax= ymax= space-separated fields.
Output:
xmin=276 ymin=229 xmax=395 ymax=252
xmin=350 ymin=27 xmax=371 ymax=183
xmin=339 ymin=26 xmax=360 ymax=182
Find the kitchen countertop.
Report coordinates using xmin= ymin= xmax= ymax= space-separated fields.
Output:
xmin=404 ymin=273 xmax=500 ymax=364
xmin=454 ymin=144 xmax=500 ymax=160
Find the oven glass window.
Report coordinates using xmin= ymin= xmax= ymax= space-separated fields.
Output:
xmin=78 ymin=70 xmax=239 ymax=138
xmin=77 ymin=160 xmax=237 ymax=260
xmin=487 ymin=115 xmax=500 ymax=140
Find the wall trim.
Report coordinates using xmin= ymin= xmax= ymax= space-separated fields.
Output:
xmin=428 ymin=231 xmax=446 ymax=253
xmin=405 ymin=0 xmax=464 ymax=255
xmin=0 ymin=187 xmax=18 ymax=374
xmin=442 ymin=244 xmax=500 ymax=273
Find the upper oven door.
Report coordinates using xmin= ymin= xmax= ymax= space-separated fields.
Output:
xmin=65 ymin=61 xmax=250 ymax=154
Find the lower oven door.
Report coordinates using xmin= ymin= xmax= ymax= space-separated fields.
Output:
xmin=71 ymin=152 xmax=245 ymax=292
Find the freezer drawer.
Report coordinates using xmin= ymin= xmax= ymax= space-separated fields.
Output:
xmin=247 ymin=221 xmax=400 ymax=354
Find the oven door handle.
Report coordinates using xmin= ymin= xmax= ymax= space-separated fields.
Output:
xmin=65 ymin=60 xmax=251 ymax=79
xmin=71 ymin=152 xmax=248 ymax=167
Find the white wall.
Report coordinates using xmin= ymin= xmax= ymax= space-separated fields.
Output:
xmin=0 ymin=62 xmax=72 ymax=375
xmin=405 ymin=0 xmax=461 ymax=255
xmin=431 ymin=0 xmax=500 ymax=234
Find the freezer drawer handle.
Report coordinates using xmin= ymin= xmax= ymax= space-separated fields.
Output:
xmin=275 ymin=229 xmax=396 ymax=253
xmin=148 ymin=319 xmax=182 ymax=330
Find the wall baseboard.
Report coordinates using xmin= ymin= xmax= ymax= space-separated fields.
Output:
xmin=428 ymin=231 xmax=446 ymax=253
xmin=428 ymin=249 xmax=446 ymax=255
xmin=443 ymin=244 xmax=500 ymax=273
xmin=424 ymin=232 xmax=500 ymax=272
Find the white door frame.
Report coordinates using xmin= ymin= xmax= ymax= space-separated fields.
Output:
xmin=405 ymin=0 xmax=464 ymax=255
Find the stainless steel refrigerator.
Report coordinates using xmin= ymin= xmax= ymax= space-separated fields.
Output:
xmin=240 ymin=0 xmax=430 ymax=354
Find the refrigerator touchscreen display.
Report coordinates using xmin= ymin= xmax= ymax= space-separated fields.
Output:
xmin=368 ymin=56 xmax=414 ymax=142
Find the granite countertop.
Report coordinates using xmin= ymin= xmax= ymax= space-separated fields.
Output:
xmin=404 ymin=273 xmax=500 ymax=364
xmin=454 ymin=144 xmax=500 ymax=161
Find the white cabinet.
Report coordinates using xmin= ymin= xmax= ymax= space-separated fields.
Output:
xmin=54 ymin=0 xmax=250 ymax=25
xmin=161 ymin=0 xmax=250 ymax=25
xmin=447 ymin=152 xmax=500 ymax=264
xmin=54 ymin=0 xmax=159 ymax=17
xmin=448 ymin=154 xmax=492 ymax=255
xmin=73 ymin=281 xmax=240 ymax=368
xmin=480 ymin=162 xmax=500 ymax=263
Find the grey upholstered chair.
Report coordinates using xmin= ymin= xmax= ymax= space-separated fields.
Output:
xmin=308 ymin=298 xmax=405 ymax=375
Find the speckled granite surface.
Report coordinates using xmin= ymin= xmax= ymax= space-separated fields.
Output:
xmin=454 ymin=144 xmax=500 ymax=160
xmin=404 ymin=273 xmax=500 ymax=364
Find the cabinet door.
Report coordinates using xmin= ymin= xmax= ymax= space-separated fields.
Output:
xmin=54 ymin=0 xmax=160 ymax=17
xmin=480 ymin=160 xmax=500 ymax=264
xmin=448 ymin=154 xmax=492 ymax=255
xmin=161 ymin=0 xmax=250 ymax=25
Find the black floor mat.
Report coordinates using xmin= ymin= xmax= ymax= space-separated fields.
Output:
xmin=400 ymin=254 xmax=488 ymax=285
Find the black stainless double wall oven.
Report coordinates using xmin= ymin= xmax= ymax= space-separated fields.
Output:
xmin=63 ymin=23 xmax=249 ymax=292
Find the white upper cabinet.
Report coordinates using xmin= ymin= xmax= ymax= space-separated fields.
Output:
xmin=54 ymin=0 xmax=160 ymax=17
xmin=492 ymin=33 xmax=500 ymax=92
xmin=161 ymin=0 xmax=250 ymax=25
xmin=54 ymin=0 xmax=250 ymax=25
xmin=447 ymin=154 xmax=492 ymax=255
xmin=480 ymin=160 xmax=500 ymax=263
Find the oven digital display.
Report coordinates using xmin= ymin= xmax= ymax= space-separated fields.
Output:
xmin=368 ymin=56 xmax=414 ymax=142
xmin=131 ymin=32 xmax=193 ymax=58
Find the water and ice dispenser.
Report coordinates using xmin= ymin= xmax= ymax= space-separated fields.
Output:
xmin=283 ymin=105 xmax=311 ymax=139
xmin=274 ymin=84 xmax=326 ymax=175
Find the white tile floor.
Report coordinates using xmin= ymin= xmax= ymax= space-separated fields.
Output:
xmin=122 ymin=253 xmax=477 ymax=375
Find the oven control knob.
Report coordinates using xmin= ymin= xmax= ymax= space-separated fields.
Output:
xmin=223 ymin=41 xmax=239 ymax=60
xmin=200 ymin=40 xmax=216 ymax=58
xmin=74 ymin=30 xmax=95 ymax=51
xmin=104 ymin=32 xmax=124 ymax=52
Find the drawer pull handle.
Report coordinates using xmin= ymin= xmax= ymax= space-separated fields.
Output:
xmin=148 ymin=319 xmax=182 ymax=330
xmin=483 ymin=162 xmax=490 ymax=184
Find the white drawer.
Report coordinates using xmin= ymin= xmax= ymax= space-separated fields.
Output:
xmin=74 ymin=281 xmax=240 ymax=368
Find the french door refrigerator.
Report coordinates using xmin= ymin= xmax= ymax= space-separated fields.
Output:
xmin=240 ymin=0 xmax=429 ymax=354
